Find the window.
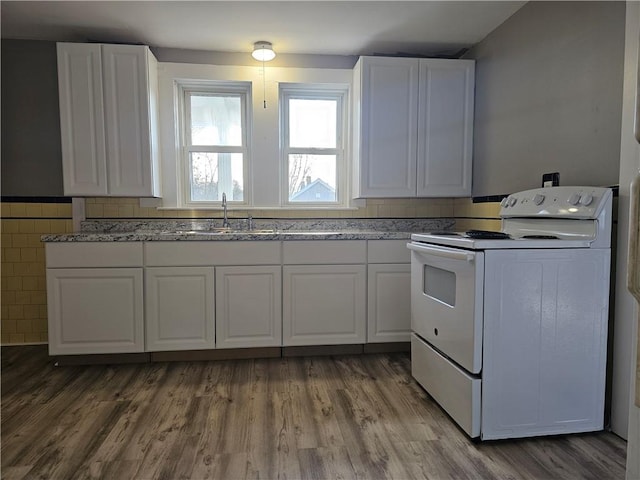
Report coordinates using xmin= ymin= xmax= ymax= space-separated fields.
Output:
xmin=179 ymin=82 xmax=250 ymax=206
xmin=280 ymin=86 xmax=347 ymax=206
xmin=160 ymin=65 xmax=352 ymax=210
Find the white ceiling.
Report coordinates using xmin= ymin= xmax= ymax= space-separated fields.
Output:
xmin=1 ymin=1 xmax=525 ymax=57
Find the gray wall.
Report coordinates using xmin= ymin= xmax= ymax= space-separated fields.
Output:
xmin=466 ymin=1 xmax=625 ymax=197
xmin=1 ymin=39 xmax=64 ymax=197
xmin=152 ymin=48 xmax=357 ymax=69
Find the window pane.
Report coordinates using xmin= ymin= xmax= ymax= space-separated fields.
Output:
xmin=288 ymin=154 xmax=336 ymax=202
xmin=190 ymin=95 xmax=242 ymax=146
xmin=289 ymin=99 xmax=337 ymax=148
xmin=189 ymin=152 xmax=244 ymax=201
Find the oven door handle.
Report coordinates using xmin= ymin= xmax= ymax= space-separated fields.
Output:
xmin=408 ymin=242 xmax=475 ymax=262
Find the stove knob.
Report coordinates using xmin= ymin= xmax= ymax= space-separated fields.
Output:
xmin=500 ymin=198 xmax=508 ymax=207
xmin=568 ymin=192 xmax=581 ymax=205
xmin=580 ymin=193 xmax=594 ymax=206
xmin=508 ymin=197 xmax=517 ymax=207
xmin=533 ymin=194 xmax=545 ymax=206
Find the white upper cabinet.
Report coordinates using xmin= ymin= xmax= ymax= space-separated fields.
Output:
xmin=354 ymin=57 xmax=419 ymax=198
xmin=417 ymin=59 xmax=474 ymax=197
xmin=353 ymin=56 xmax=474 ymax=198
xmin=57 ymin=43 xmax=161 ymax=197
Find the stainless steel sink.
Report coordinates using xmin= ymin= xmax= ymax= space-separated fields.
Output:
xmin=160 ymin=229 xmax=276 ymax=235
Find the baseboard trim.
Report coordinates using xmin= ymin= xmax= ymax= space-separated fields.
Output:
xmin=150 ymin=347 xmax=281 ymax=362
xmin=53 ymin=352 xmax=151 ymax=366
xmin=363 ymin=342 xmax=411 ymax=354
xmin=47 ymin=343 xmax=410 ymax=366
xmin=282 ymin=344 xmax=364 ymax=357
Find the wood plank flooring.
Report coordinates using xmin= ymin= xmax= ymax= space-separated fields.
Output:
xmin=1 ymin=345 xmax=627 ymax=479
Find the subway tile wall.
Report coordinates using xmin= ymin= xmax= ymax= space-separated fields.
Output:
xmin=1 ymin=196 xmax=500 ymax=345
xmin=452 ymin=198 xmax=502 ymax=232
xmin=83 ymin=197 xmax=457 ymax=219
xmin=1 ymin=202 xmax=73 ymax=344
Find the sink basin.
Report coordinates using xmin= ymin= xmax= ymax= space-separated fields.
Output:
xmin=278 ymin=230 xmax=342 ymax=235
xmin=159 ymin=229 xmax=276 ymax=235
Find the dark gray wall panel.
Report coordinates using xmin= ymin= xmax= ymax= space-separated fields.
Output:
xmin=1 ymin=39 xmax=64 ymax=197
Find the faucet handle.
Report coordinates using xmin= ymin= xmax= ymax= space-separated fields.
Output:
xmin=247 ymin=214 xmax=254 ymax=231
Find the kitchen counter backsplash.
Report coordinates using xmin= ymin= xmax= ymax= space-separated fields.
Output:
xmin=42 ymin=218 xmax=454 ymax=242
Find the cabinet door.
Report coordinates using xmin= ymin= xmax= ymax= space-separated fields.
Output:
xmin=102 ymin=45 xmax=157 ymax=197
xmin=216 ymin=266 xmax=282 ymax=349
xmin=283 ymin=265 xmax=366 ymax=346
xmin=367 ymin=264 xmax=411 ymax=343
xmin=357 ymin=57 xmax=419 ymax=197
xmin=47 ymin=268 xmax=143 ymax=355
xmin=417 ymin=59 xmax=474 ymax=197
xmin=145 ymin=267 xmax=215 ymax=351
xmin=57 ymin=43 xmax=108 ymax=196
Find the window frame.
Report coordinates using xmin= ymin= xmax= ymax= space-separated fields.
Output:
xmin=279 ymin=84 xmax=349 ymax=208
xmin=177 ymin=81 xmax=252 ymax=208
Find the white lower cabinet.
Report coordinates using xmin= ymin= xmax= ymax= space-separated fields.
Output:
xmin=367 ymin=264 xmax=411 ymax=342
xmin=47 ymin=268 xmax=144 ymax=355
xmin=46 ymin=242 xmax=144 ymax=355
xmin=215 ymin=266 xmax=282 ymax=348
xmin=145 ymin=267 xmax=215 ymax=351
xmin=45 ymin=238 xmax=410 ymax=356
xmin=283 ymin=264 xmax=366 ymax=346
xmin=367 ymin=239 xmax=412 ymax=343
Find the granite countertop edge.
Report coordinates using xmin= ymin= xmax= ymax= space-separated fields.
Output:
xmin=41 ymin=231 xmax=415 ymax=242
xmin=41 ymin=218 xmax=455 ymax=242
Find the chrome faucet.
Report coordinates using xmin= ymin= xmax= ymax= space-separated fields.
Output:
xmin=221 ymin=192 xmax=230 ymax=228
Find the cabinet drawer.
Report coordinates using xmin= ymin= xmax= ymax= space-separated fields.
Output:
xmin=283 ymin=240 xmax=366 ymax=264
xmin=367 ymin=240 xmax=411 ymax=263
xmin=411 ymin=334 xmax=480 ymax=438
xmin=144 ymin=241 xmax=281 ymax=266
xmin=46 ymin=242 xmax=143 ymax=268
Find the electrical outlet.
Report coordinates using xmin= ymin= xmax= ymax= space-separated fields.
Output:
xmin=542 ymin=172 xmax=560 ymax=188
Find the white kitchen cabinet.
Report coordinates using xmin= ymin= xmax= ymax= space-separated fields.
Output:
xmin=282 ymin=239 xmax=367 ymax=348
xmin=57 ymin=42 xmax=160 ymax=197
xmin=367 ymin=264 xmax=411 ymax=343
xmin=283 ymin=265 xmax=366 ymax=346
xmin=145 ymin=267 xmax=215 ymax=352
xmin=216 ymin=266 xmax=282 ymax=349
xmin=45 ymin=242 xmax=144 ymax=355
xmin=145 ymin=241 xmax=282 ymax=350
xmin=353 ymin=56 xmax=474 ymax=198
xmin=367 ymin=240 xmax=412 ymax=343
xmin=417 ymin=59 xmax=475 ymax=197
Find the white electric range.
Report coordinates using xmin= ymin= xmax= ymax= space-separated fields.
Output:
xmin=408 ymin=186 xmax=613 ymax=440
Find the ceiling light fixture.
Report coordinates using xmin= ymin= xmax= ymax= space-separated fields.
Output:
xmin=252 ymin=41 xmax=276 ymax=62
xmin=252 ymin=41 xmax=276 ymax=109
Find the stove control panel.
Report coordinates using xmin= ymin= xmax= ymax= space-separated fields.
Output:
xmin=500 ymin=186 xmax=612 ymax=219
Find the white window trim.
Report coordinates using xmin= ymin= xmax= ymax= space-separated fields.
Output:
xmin=279 ymin=83 xmax=350 ymax=209
xmin=176 ymin=81 xmax=252 ymax=208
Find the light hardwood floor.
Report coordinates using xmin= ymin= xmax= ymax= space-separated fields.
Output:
xmin=1 ymin=345 xmax=627 ymax=479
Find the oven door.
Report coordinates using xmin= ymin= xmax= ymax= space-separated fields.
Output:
xmin=408 ymin=242 xmax=484 ymax=374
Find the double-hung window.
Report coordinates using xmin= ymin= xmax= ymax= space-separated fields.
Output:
xmin=280 ymin=85 xmax=348 ymax=206
xmin=180 ymin=82 xmax=250 ymax=206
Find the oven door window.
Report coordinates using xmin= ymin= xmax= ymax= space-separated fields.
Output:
xmin=423 ymin=265 xmax=456 ymax=307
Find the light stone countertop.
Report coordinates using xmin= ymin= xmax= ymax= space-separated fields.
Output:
xmin=41 ymin=218 xmax=454 ymax=242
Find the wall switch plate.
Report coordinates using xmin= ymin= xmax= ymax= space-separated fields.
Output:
xmin=542 ymin=172 xmax=560 ymax=188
